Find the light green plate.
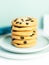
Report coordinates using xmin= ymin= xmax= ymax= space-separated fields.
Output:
xmin=0 ymin=47 xmax=49 ymax=60
xmin=0 ymin=30 xmax=49 ymax=53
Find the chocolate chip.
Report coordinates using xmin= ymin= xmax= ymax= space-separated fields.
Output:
xmin=25 ymin=19 xmax=29 ymax=21
xmin=20 ymin=36 xmax=24 ymax=40
xmin=12 ymin=38 xmax=15 ymax=40
xmin=24 ymin=41 xmax=27 ymax=44
xmin=31 ymin=20 xmax=34 ymax=22
xmin=26 ymin=23 xmax=29 ymax=25
xmin=16 ymin=22 xmax=19 ymax=24
xmin=32 ymin=34 xmax=34 ymax=35
xmin=13 ymin=30 xmax=17 ymax=32
xmin=30 ymin=34 xmax=34 ymax=37
xmin=21 ymin=19 xmax=24 ymax=22
xmin=33 ymin=31 xmax=35 ymax=33
xmin=17 ymin=43 xmax=20 ymax=45
xmin=19 ymin=22 xmax=22 ymax=24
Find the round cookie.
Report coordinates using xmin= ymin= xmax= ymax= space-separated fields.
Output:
xmin=12 ymin=34 xmax=37 ymax=40
xmin=12 ymin=39 xmax=36 ymax=45
xmin=12 ymin=30 xmax=36 ymax=36
xmin=12 ymin=41 xmax=36 ymax=48
xmin=12 ymin=16 xmax=37 ymax=48
xmin=12 ymin=17 xmax=37 ymax=27
xmin=12 ymin=26 xmax=36 ymax=31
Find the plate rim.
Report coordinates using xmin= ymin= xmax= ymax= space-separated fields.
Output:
xmin=0 ymin=47 xmax=49 ymax=60
xmin=0 ymin=30 xmax=49 ymax=53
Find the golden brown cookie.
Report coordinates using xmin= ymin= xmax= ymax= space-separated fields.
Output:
xmin=12 ymin=26 xmax=36 ymax=31
xmin=12 ymin=16 xmax=37 ymax=48
xmin=12 ymin=41 xmax=36 ymax=48
xmin=12 ymin=39 xmax=36 ymax=45
xmin=12 ymin=30 xmax=36 ymax=36
xmin=12 ymin=17 xmax=37 ymax=27
xmin=12 ymin=34 xmax=37 ymax=40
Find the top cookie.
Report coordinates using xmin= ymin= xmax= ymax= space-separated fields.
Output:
xmin=12 ymin=17 xmax=37 ymax=27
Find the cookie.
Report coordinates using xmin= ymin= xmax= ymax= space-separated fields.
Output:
xmin=12 ymin=17 xmax=37 ymax=27
xmin=12 ymin=16 xmax=37 ymax=48
xmin=12 ymin=34 xmax=37 ymax=40
xmin=12 ymin=41 xmax=36 ymax=48
xmin=12 ymin=26 xmax=36 ymax=31
xmin=12 ymin=39 xmax=36 ymax=45
xmin=12 ymin=30 xmax=36 ymax=36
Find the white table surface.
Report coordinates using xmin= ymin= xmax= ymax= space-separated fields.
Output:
xmin=0 ymin=52 xmax=49 ymax=65
xmin=0 ymin=35 xmax=49 ymax=65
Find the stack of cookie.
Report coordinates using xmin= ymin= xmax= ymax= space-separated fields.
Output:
xmin=12 ymin=17 xmax=37 ymax=48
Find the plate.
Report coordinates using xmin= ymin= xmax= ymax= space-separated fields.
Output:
xmin=0 ymin=47 xmax=49 ymax=60
xmin=0 ymin=30 xmax=49 ymax=53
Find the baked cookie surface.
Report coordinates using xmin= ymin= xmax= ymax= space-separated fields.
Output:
xmin=12 ymin=16 xmax=37 ymax=48
xmin=12 ymin=34 xmax=37 ymax=40
xmin=12 ymin=17 xmax=37 ymax=27
xmin=12 ymin=26 xmax=36 ymax=31
xmin=12 ymin=41 xmax=36 ymax=48
xmin=12 ymin=30 xmax=36 ymax=36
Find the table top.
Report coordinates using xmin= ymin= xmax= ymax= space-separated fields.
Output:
xmin=0 ymin=35 xmax=49 ymax=65
xmin=0 ymin=52 xmax=49 ymax=65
